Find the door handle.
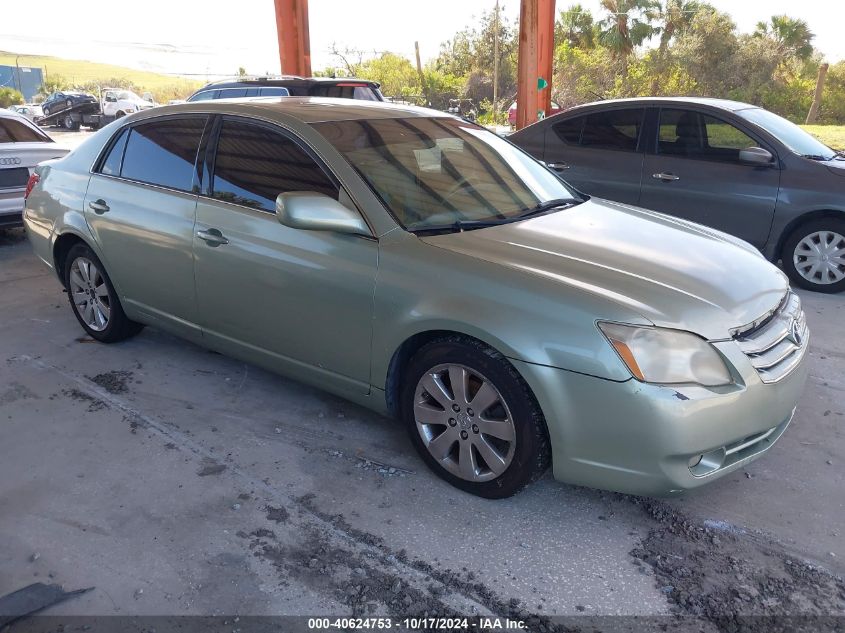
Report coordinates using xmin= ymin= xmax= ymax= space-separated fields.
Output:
xmin=196 ymin=229 xmax=229 ymax=246
xmin=547 ymin=161 xmax=571 ymax=171
xmin=88 ymin=199 xmax=110 ymax=214
xmin=652 ymin=172 xmax=680 ymax=182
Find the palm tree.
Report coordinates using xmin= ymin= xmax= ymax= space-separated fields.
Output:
xmin=598 ymin=0 xmax=660 ymax=75
xmin=754 ymin=15 xmax=815 ymax=61
xmin=557 ymin=4 xmax=597 ymax=49
xmin=657 ymin=0 xmax=702 ymax=53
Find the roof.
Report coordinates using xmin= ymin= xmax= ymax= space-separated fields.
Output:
xmin=152 ymin=96 xmax=451 ymax=124
xmin=199 ymin=76 xmax=380 ymax=89
xmin=564 ymin=96 xmax=759 ymax=112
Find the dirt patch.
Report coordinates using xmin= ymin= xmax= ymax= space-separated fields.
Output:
xmin=284 ymin=494 xmax=574 ymax=631
xmin=61 ymin=388 xmax=107 ymax=412
xmin=631 ymin=499 xmax=845 ymax=632
xmin=87 ymin=370 xmax=133 ymax=394
xmin=196 ymin=459 xmax=227 ymax=477
xmin=265 ymin=505 xmax=289 ymax=524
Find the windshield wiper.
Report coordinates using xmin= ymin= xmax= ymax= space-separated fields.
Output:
xmin=409 ymin=219 xmax=507 ymax=236
xmin=516 ymin=197 xmax=581 ymax=219
xmin=801 ymin=153 xmax=835 ymax=161
xmin=409 ymin=198 xmax=583 ymax=236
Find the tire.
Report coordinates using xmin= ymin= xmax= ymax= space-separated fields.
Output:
xmin=65 ymin=99 xmax=73 ymax=109
xmin=400 ymin=336 xmax=550 ymax=498
xmin=781 ymin=217 xmax=845 ymax=294
xmin=115 ymin=111 xmax=126 ymax=119
xmin=64 ymin=243 xmax=143 ymax=343
xmin=63 ymin=115 xmax=79 ymax=130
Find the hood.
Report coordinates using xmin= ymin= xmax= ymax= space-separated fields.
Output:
xmin=421 ymin=198 xmax=788 ymax=340
xmin=1 ymin=142 xmax=70 ymax=169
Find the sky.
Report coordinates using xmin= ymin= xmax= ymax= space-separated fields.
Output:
xmin=1 ymin=0 xmax=843 ymax=80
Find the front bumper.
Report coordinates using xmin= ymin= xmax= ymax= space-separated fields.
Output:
xmin=512 ymin=335 xmax=809 ymax=496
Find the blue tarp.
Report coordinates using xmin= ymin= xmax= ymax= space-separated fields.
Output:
xmin=0 ymin=65 xmax=45 ymax=102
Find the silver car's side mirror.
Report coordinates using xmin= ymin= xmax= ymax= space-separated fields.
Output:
xmin=739 ymin=146 xmax=774 ymax=166
xmin=275 ymin=192 xmax=371 ymax=237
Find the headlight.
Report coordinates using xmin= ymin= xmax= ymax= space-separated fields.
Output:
xmin=598 ymin=322 xmax=732 ymax=387
xmin=124 ymin=107 xmax=135 ymax=113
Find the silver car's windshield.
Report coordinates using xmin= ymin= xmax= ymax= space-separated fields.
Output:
xmin=313 ymin=117 xmax=578 ymax=231
xmin=738 ymin=107 xmax=836 ymax=160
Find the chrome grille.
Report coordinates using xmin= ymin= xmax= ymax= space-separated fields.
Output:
xmin=733 ymin=292 xmax=808 ymax=383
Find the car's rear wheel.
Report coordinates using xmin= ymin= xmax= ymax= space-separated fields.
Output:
xmin=64 ymin=243 xmax=143 ymax=343
xmin=781 ymin=218 xmax=845 ymax=293
xmin=400 ymin=336 xmax=550 ymax=498
xmin=63 ymin=115 xmax=78 ymax=130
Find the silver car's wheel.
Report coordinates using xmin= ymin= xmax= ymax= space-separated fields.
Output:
xmin=68 ymin=256 xmax=111 ymax=331
xmin=413 ymin=363 xmax=516 ymax=483
xmin=793 ymin=230 xmax=845 ymax=285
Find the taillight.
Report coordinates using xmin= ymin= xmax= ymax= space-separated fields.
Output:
xmin=24 ymin=173 xmax=40 ymax=200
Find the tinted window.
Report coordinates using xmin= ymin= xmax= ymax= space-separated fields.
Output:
xmin=738 ymin=107 xmax=832 ymax=160
xmin=259 ymin=87 xmax=291 ymax=97
xmin=219 ymin=88 xmax=248 ymax=98
xmin=311 ymin=85 xmax=379 ymax=101
xmin=658 ymin=109 xmax=757 ymax=162
xmin=212 ymin=120 xmax=338 ymax=212
xmin=100 ymin=128 xmax=129 ymax=176
xmin=581 ymin=109 xmax=644 ymax=151
xmin=552 ymin=116 xmax=584 ymax=144
xmin=189 ymin=91 xmax=215 ymax=102
xmin=0 ymin=117 xmax=51 ymax=143
xmin=120 ymin=117 xmax=206 ymax=191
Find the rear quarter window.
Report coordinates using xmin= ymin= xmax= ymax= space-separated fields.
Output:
xmin=0 ymin=117 xmax=51 ymax=143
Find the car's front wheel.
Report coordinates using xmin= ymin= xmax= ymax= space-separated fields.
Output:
xmin=782 ymin=218 xmax=845 ymax=293
xmin=64 ymin=243 xmax=143 ymax=343
xmin=400 ymin=337 xmax=550 ymax=498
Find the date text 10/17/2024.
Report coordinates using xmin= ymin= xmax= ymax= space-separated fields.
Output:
xmin=307 ymin=617 xmax=527 ymax=630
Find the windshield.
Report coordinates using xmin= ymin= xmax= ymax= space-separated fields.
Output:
xmin=312 ymin=117 xmax=577 ymax=231
xmin=118 ymin=91 xmax=142 ymax=101
xmin=738 ymin=107 xmax=836 ymax=160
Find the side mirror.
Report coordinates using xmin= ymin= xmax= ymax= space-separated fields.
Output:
xmin=739 ymin=146 xmax=774 ymax=166
xmin=275 ymin=192 xmax=370 ymax=237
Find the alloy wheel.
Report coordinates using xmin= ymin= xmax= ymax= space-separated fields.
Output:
xmin=68 ymin=257 xmax=111 ymax=331
xmin=793 ymin=230 xmax=845 ymax=285
xmin=413 ymin=363 xmax=516 ymax=482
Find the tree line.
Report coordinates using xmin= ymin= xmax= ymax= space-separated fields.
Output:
xmin=326 ymin=1 xmax=844 ymax=125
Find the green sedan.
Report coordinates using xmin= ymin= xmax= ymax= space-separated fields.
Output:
xmin=23 ymin=98 xmax=809 ymax=498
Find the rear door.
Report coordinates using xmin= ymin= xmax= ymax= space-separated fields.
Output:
xmin=638 ymin=108 xmax=780 ymax=248
xmin=193 ymin=116 xmax=378 ymax=395
xmin=543 ymin=108 xmax=646 ymax=204
xmin=84 ymin=115 xmax=208 ymax=337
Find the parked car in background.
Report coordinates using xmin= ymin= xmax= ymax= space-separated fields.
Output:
xmin=41 ymin=91 xmax=98 ymax=118
xmin=0 ymin=109 xmax=69 ymax=228
xmin=101 ymin=89 xmax=156 ymax=118
xmin=507 ymin=100 xmax=562 ymax=127
xmin=8 ymin=104 xmax=44 ymax=121
xmin=24 ymin=98 xmax=807 ymax=498
xmin=510 ymin=97 xmax=845 ymax=293
xmin=186 ymin=76 xmax=384 ymax=102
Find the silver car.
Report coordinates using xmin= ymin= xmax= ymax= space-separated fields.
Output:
xmin=24 ymin=98 xmax=809 ymax=497
xmin=1 ymin=109 xmax=69 ymax=229
xmin=511 ymin=97 xmax=845 ymax=293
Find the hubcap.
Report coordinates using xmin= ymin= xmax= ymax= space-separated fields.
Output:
xmin=793 ymin=230 xmax=845 ymax=285
xmin=413 ymin=363 xmax=516 ymax=483
xmin=69 ymin=257 xmax=111 ymax=331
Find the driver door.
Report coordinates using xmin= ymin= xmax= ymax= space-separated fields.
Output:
xmin=638 ymin=108 xmax=780 ymax=248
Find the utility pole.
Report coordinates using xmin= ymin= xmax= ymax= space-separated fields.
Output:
xmin=806 ymin=62 xmax=829 ymax=125
xmin=493 ymin=0 xmax=500 ymax=125
xmin=414 ymin=41 xmax=428 ymax=106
